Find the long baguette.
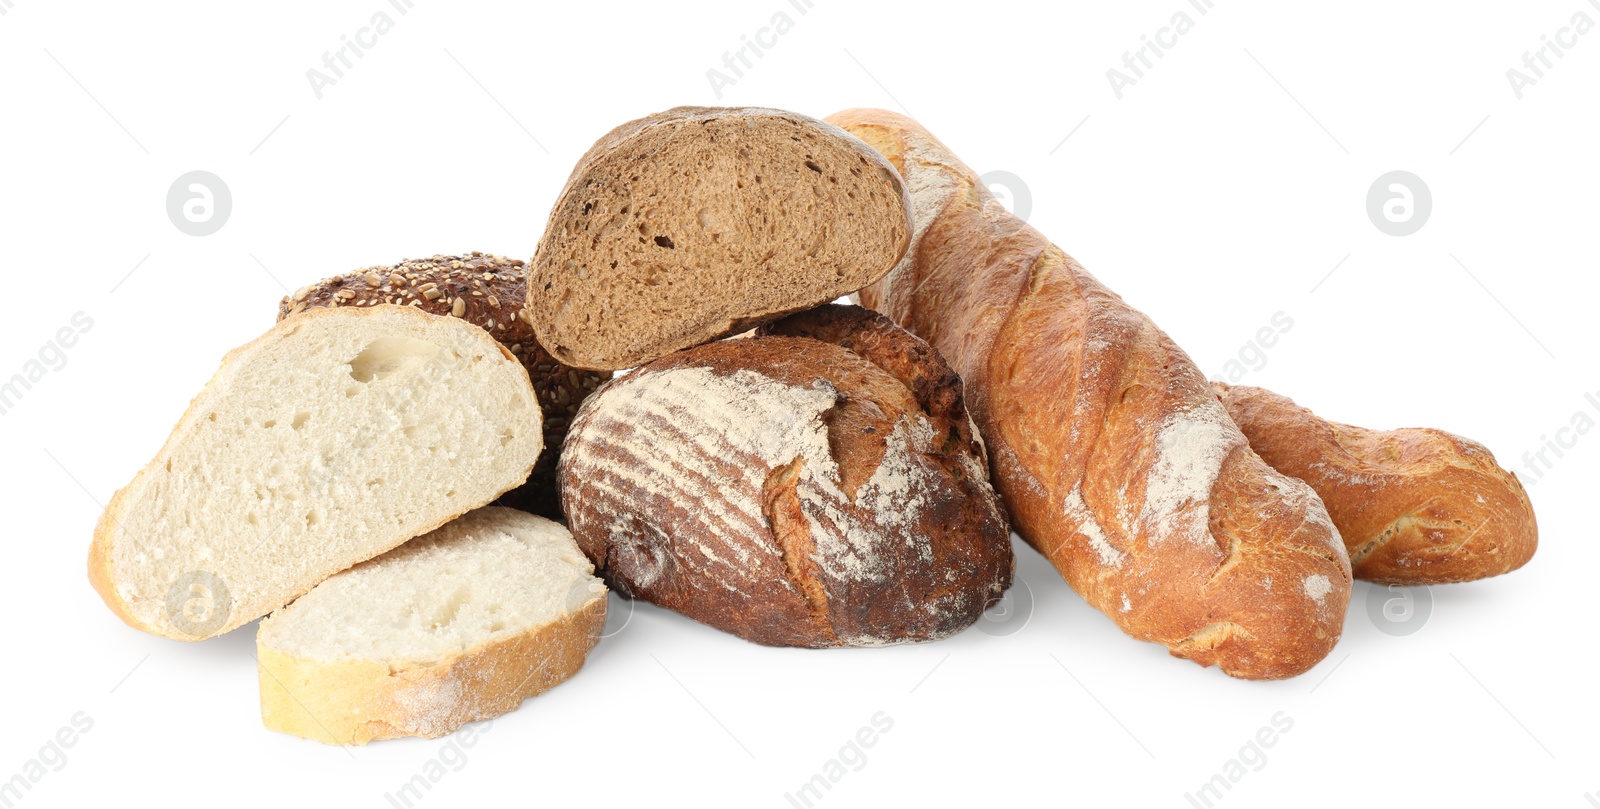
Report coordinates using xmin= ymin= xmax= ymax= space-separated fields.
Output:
xmin=829 ymin=108 xmax=1351 ymax=679
xmin=1214 ymin=383 xmax=1537 ymax=584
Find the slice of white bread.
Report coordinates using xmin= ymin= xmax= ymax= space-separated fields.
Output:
xmin=88 ymin=305 xmax=544 ymax=640
xmin=256 ymin=507 xmax=607 ymax=745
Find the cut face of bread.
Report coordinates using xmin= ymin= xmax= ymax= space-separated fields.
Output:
xmin=88 ymin=306 xmax=544 ymax=641
xmin=257 ymin=507 xmax=606 ymax=744
xmin=279 ymin=253 xmax=610 ymax=519
xmin=530 ymin=106 xmax=913 ymax=370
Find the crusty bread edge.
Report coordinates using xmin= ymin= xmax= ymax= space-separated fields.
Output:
xmin=87 ymin=305 xmax=543 ymax=641
xmin=258 ymin=593 xmax=606 ymax=745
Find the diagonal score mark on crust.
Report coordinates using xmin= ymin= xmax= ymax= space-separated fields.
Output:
xmin=1350 ymin=513 xmax=1416 ymax=566
xmin=762 ymin=455 xmax=833 ymax=635
xmin=1174 ymin=621 xmax=1256 ymax=653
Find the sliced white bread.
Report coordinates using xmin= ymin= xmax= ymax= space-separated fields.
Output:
xmin=89 ymin=305 xmax=544 ymax=640
xmin=256 ymin=507 xmax=607 ymax=744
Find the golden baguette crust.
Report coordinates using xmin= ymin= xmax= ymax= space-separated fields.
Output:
xmin=559 ymin=314 xmax=1012 ymax=648
xmin=831 ymin=108 xmax=1350 ymax=679
xmin=258 ymin=596 xmax=604 ymax=745
xmin=278 ymin=253 xmax=608 ymax=518
xmin=1214 ymin=383 xmax=1537 ymax=584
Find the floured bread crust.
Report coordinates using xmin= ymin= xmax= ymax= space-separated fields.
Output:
xmin=832 ymin=108 xmax=1350 ymax=679
xmin=559 ymin=307 xmax=1012 ymax=648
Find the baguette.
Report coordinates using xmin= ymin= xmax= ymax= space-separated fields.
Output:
xmin=1213 ymin=383 xmax=1537 ymax=584
xmin=830 ymin=109 xmax=1350 ymax=679
xmin=529 ymin=106 xmax=913 ymax=371
xmin=89 ymin=305 xmax=544 ymax=640
xmin=279 ymin=253 xmax=609 ymax=518
xmin=258 ymin=507 xmax=606 ymax=744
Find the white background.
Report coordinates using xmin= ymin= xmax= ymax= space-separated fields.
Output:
xmin=2 ymin=1 xmax=1595 ymax=807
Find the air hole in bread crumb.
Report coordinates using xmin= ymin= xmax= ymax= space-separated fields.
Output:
xmin=348 ymin=336 xmax=442 ymax=382
xmin=304 ymin=511 xmax=320 ymax=527
xmin=654 ymin=235 xmax=675 ymax=249
xmin=261 ymin=419 xmax=276 ymax=429
xmin=291 ymin=412 xmax=310 ymax=430
xmin=805 ymin=160 xmax=822 ymax=173
xmin=207 ymin=413 xmax=217 ymax=422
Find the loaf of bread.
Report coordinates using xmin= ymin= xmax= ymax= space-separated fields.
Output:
xmin=559 ymin=304 xmax=1012 ymax=647
xmin=1213 ymin=383 xmax=1537 ymax=584
xmin=89 ymin=305 xmax=544 ymax=640
xmin=279 ymin=253 xmax=609 ymax=517
xmin=257 ymin=507 xmax=606 ymax=744
xmin=830 ymin=109 xmax=1350 ymax=679
xmin=529 ymin=106 xmax=913 ymax=371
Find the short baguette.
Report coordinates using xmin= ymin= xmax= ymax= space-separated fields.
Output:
xmin=257 ymin=507 xmax=606 ymax=744
xmin=832 ymin=108 xmax=1350 ymax=679
xmin=1213 ymin=383 xmax=1537 ymax=584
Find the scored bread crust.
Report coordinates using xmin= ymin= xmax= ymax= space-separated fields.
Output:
xmin=529 ymin=106 xmax=914 ymax=371
xmin=832 ymin=108 xmax=1351 ymax=679
xmin=558 ymin=323 xmax=1013 ymax=648
xmin=278 ymin=253 xmax=608 ymax=518
xmin=1214 ymin=383 xmax=1537 ymax=584
xmin=88 ymin=305 xmax=543 ymax=641
xmin=257 ymin=508 xmax=606 ymax=745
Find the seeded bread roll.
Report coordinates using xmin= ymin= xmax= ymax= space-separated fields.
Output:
xmin=280 ymin=253 xmax=608 ymax=517
xmin=1213 ymin=383 xmax=1537 ymax=584
xmin=558 ymin=306 xmax=1012 ymax=647
xmin=257 ymin=507 xmax=606 ymax=745
xmin=832 ymin=108 xmax=1350 ymax=679
xmin=529 ymin=106 xmax=913 ymax=371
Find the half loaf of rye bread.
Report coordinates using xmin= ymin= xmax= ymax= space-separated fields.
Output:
xmin=529 ymin=107 xmax=913 ymax=370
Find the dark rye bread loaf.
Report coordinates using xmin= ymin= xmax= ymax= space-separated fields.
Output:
xmin=529 ymin=107 xmax=914 ymax=371
xmin=280 ymin=253 xmax=608 ymax=517
xmin=558 ymin=305 xmax=1012 ymax=648
xmin=1213 ymin=383 xmax=1537 ymax=584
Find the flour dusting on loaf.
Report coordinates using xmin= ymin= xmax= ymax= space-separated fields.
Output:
xmin=564 ymin=364 xmax=940 ymax=588
xmin=1063 ymin=486 xmax=1125 ymax=568
xmin=1302 ymin=574 xmax=1333 ymax=606
xmin=1139 ymin=401 xmax=1240 ymax=546
xmin=560 ymin=330 xmax=1013 ymax=649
